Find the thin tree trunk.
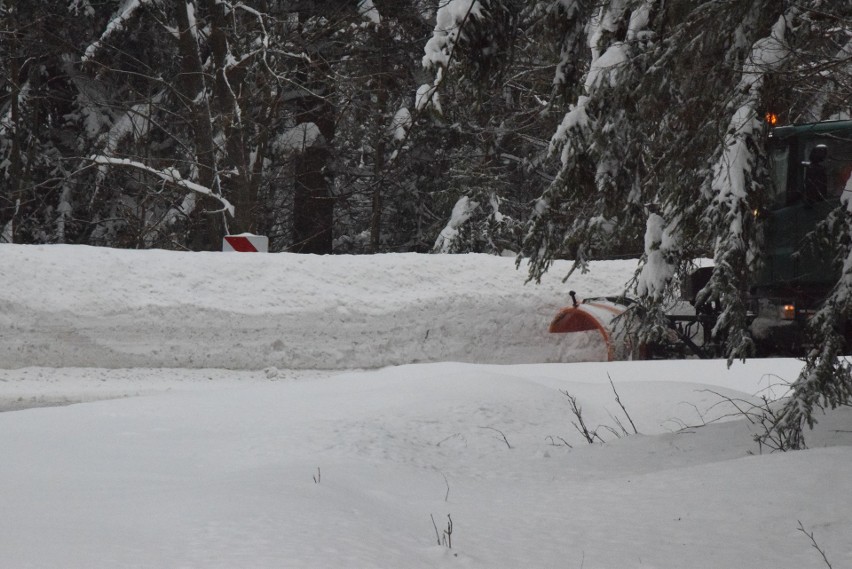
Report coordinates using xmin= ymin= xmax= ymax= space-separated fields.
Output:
xmin=2 ymin=21 xmax=23 ymax=242
xmin=205 ymin=0 xmax=258 ymax=235
xmin=175 ymin=1 xmax=224 ymax=250
xmin=369 ymin=24 xmax=390 ymax=253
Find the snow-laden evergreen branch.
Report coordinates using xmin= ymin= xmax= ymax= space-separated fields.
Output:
xmin=774 ymin=174 xmax=852 ymax=446
xmin=803 ymin=36 xmax=852 ymax=122
xmin=636 ymin=212 xmax=677 ymax=300
xmin=81 ymin=0 xmax=155 ymax=62
xmin=434 ymin=196 xmax=478 ymax=253
xmin=416 ymin=0 xmax=484 ymax=112
xmin=100 ymin=92 xmax=164 ymax=156
xmin=702 ymin=11 xmax=798 ymax=361
xmin=527 ymin=0 xmax=656 ymax=283
xmin=90 ymin=155 xmax=235 ymax=217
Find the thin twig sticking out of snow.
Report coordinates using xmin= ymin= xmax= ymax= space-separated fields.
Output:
xmin=798 ymin=520 xmax=833 ymax=569
xmin=608 ymin=374 xmax=639 ymax=434
xmin=428 ymin=514 xmax=455 ymax=549
xmin=441 ymin=472 xmax=450 ymax=502
xmin=430 ymin=514 xmax=441 ymax=545
xmin=479 ymin=426 xmax=512 ymax=449
xmin=561 ymin=390 xmax=600 ymax=444
xmin=562 ymin=382 xmax=638 ymax=444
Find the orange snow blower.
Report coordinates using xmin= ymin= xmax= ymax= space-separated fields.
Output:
xmin=549 ymin=291 xmax=636 ymax=361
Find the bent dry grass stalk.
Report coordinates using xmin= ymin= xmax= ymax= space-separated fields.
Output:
xmin=561 ymin=377 xmax=638 ymax=444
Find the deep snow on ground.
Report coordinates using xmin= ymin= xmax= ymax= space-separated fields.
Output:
xmin=1 ymin=244 xmax=851 ymax=569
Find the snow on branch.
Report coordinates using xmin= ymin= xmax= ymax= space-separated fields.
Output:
xmin=709 ymin=11 xmax=797 ymax=225
xmin=584 ymin=43 xmax=628 ymax=92
xmin=101 ymin=94 xmax=164 ymax=154
xmin=90 ymin=155 xmax=235 ymax=216
xmin=434 ymin=196 xmax=478 ymax=253
xmin=422 ymin=0 xmax=483 ymax=70
xmin=711 ymin=11 xmax=795 ymax=203
xmin=415 ymin=84 xmax=440 ymax=113
xmin=416 ymin=0 xmax=484 ymax=112
xmin=272 ymin=123 xmax=323 ymax=154
xmin=549 ymin=96 xmax=590 ymax=166
xmin=636 ymin=212 xmax=677 ymax=300
xmin=357 ymin=0 xmax=381 ymax=24
xmin=81 ymin=0 xmax=154 ymax=62
xmin=388 ymin=107 xmax=412 ymax=142
xmin=549 ymin=1 xmax=652 ymax=166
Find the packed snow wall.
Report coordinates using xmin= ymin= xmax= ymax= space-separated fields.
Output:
xmin=0 ymin=245 xmax=635 ymax=369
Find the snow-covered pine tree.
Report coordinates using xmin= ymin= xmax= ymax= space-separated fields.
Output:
xmin=328 ymin=0 xmax=437 ymax=253
xmin=420 ymin=0 xmax=851 ymax=446
xmin=0 ymin=1 xmax=94 ymax=244
xmin=414 ymin=0 xmax=564 ymax=256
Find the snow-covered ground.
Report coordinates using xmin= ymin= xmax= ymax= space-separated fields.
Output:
xmin=1 ymin=244 xmax=850 ymax=569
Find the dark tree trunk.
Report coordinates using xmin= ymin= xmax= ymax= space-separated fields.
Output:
xmin=291 ymin=80 xmax=335 ymax=253
xmin=290 ymin=5 xmax=342 ymax=254
xmin=293 ymin=143 xmax=334 ymax=254
xmin=205 ymin=0 xmax=259 ymax=236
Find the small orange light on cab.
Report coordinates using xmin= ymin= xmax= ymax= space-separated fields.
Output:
xmin=765 ymin=112 xmax=778 ymax=126
xmin=780 ymin=304 xmax=796 ymax=320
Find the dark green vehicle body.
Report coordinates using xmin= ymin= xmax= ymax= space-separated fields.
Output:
xmin=750 ymin=120 xmax=852 ymax=354
xmin=582 ymin=121 xmax=852 ymax=359
xmin=670 ymin=120 xmax=852 ymax=358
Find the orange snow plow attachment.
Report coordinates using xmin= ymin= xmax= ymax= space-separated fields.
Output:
xmin=549 ymin=293 xmax=636 ymax=361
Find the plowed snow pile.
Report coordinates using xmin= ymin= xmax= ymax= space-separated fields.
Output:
xmin=1 ymin=244 xmax=629 ymax=369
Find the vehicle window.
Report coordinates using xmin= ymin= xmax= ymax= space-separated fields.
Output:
xmin=827 ymin=137 xmax=852 ymax=198
xmin=768 ymin=145 xmax=789 ymax=207
xmin=802 ymin=136 xmax=852 ymax=200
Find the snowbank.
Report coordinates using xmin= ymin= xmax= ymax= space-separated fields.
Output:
xmin=0 ymin=245 xmax=634 ymax=369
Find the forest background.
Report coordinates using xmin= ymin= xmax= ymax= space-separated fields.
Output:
xmin=2 ymin=0 xmax=852 ymax=443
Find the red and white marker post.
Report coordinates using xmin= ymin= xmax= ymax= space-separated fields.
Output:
xmin=223 ymin=233 xmax=269 ymax=253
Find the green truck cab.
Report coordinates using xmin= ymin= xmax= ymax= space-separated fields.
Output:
xmin=750 ymin=120 xmax=852 ymax=354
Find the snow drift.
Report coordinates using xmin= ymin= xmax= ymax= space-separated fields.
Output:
xmin=0 ymin=245 xmax=633 ymax=369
